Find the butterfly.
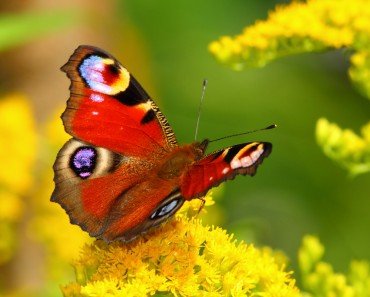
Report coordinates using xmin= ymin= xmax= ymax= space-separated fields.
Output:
xmin=51 ymin=45 xmax=272 ymax=242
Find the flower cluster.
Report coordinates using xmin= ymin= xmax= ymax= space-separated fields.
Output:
xmin=209 ymin=0 xmax=370 ymax=100
xmin=209 ymin=0 xmax=370 ymax=86
xmin=61 ymin=200 xmax=299 ymax=297
xmin=316 ymin=118 xmax=370 ymax=176
xmin=299 ymin=235 xmax=370 ymax=297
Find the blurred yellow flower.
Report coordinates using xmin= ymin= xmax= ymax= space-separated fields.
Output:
xmin=0 ymin=94 xmax=36 ymax=264
xmin=0 ymin=94 xmax=36 ymax=193
xmin=299 ymin=235 xmax=370 ymax=296
xmin=316 ymin=118 xmax=370 ymax=176
xmin=0 ymin=190 xmax=23 ymax=221
xmin=61 ymin=204 xmax=299 ymax=297
xmin=349 ymin=51 xmax=370 ymax=99
xmin=209 ymin=0 xmax=370 ymax=98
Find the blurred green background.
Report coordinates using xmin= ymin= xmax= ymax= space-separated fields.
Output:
xmin=0 ymin=0 xmax=369 ymax=295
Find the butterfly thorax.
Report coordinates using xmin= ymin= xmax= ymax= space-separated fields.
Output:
xmin=157 ymin=141 xmax=208 ymax=180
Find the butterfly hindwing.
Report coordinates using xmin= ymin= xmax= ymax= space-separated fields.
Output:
xmin=52 ymin=139 xmax=185 ymax=242
xmin=61 ymin=45 xmax=177 ymax=156
xmin=180 ymin=142 xmax=272 ymax=199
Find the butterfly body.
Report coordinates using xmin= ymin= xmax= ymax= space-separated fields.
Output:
xmin=52 ymin=45 xmax=272 ymax=242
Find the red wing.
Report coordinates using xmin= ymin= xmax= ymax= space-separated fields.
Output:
xmin=61 ymin=45 xmax=177 ymax=157
xmin=52 ymin=139 xmax=184 ymax=242
xmin=180 ymin=142 xmax=272 ymax=199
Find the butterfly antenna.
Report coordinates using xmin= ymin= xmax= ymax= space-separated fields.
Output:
xmin=209 ymin=124 xmax=277 ymax=143
xmin=194 ymin=79 xmax=208 ymax=141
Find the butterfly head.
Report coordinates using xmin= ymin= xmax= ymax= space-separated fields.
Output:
xmin=194 ymin=139 xmax=209 ymax=158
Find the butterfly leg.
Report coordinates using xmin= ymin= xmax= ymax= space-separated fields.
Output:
xmin=196 ymin=197 xmax=206 ymax=215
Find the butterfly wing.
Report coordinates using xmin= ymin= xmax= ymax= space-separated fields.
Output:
xmin=52 ymin=46 xmax=181 ymax=241
xmin=61 ymin=45 xmax=177 ymax=156
xmin=180 ymin=142 xmax=272 ymax=199
xmin=52 ymin=139 xmax=184 ymax=241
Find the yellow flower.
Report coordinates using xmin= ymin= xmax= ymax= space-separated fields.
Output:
xmin=299 ymin=235 xmax=370 ymax=296
xmin=80 ymin=279 xmax=122 ymax=297
xmin=0 ymin=94 xmax=36 ymax=193
xmin=61 ymin=208 xmax=299 ymax=297
xmin=0 ymin=190 xmax=23 ymax=221
xmin=209 ymin=0 xmax=370 ymax=98
xmin=298 ymin=235 xmax=324 ymax=275
xmin=349 ymin=51 xmax=370 ymax=99
xmin=0 ymin=94 xmax=36 ymax=264
xmin=316 ymin=118 xmax=370 ymax=176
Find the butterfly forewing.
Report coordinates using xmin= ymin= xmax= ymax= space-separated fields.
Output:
xmin=180 ymin=142 xmax=272 ymax=199
xmin=61 ymin=45 xmax=177 ymax=156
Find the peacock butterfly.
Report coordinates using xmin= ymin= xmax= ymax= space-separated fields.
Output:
xmin=51 ymin=45 xmax=273 ymax=242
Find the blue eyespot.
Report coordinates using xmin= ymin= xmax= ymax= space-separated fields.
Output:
xmin=70 ymin=147 xmax=97 ymax=179
xmin=150 ymin=199 xmax=181 ymax=220
xmin=79 ymin=55 xmax=111 ymax=94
